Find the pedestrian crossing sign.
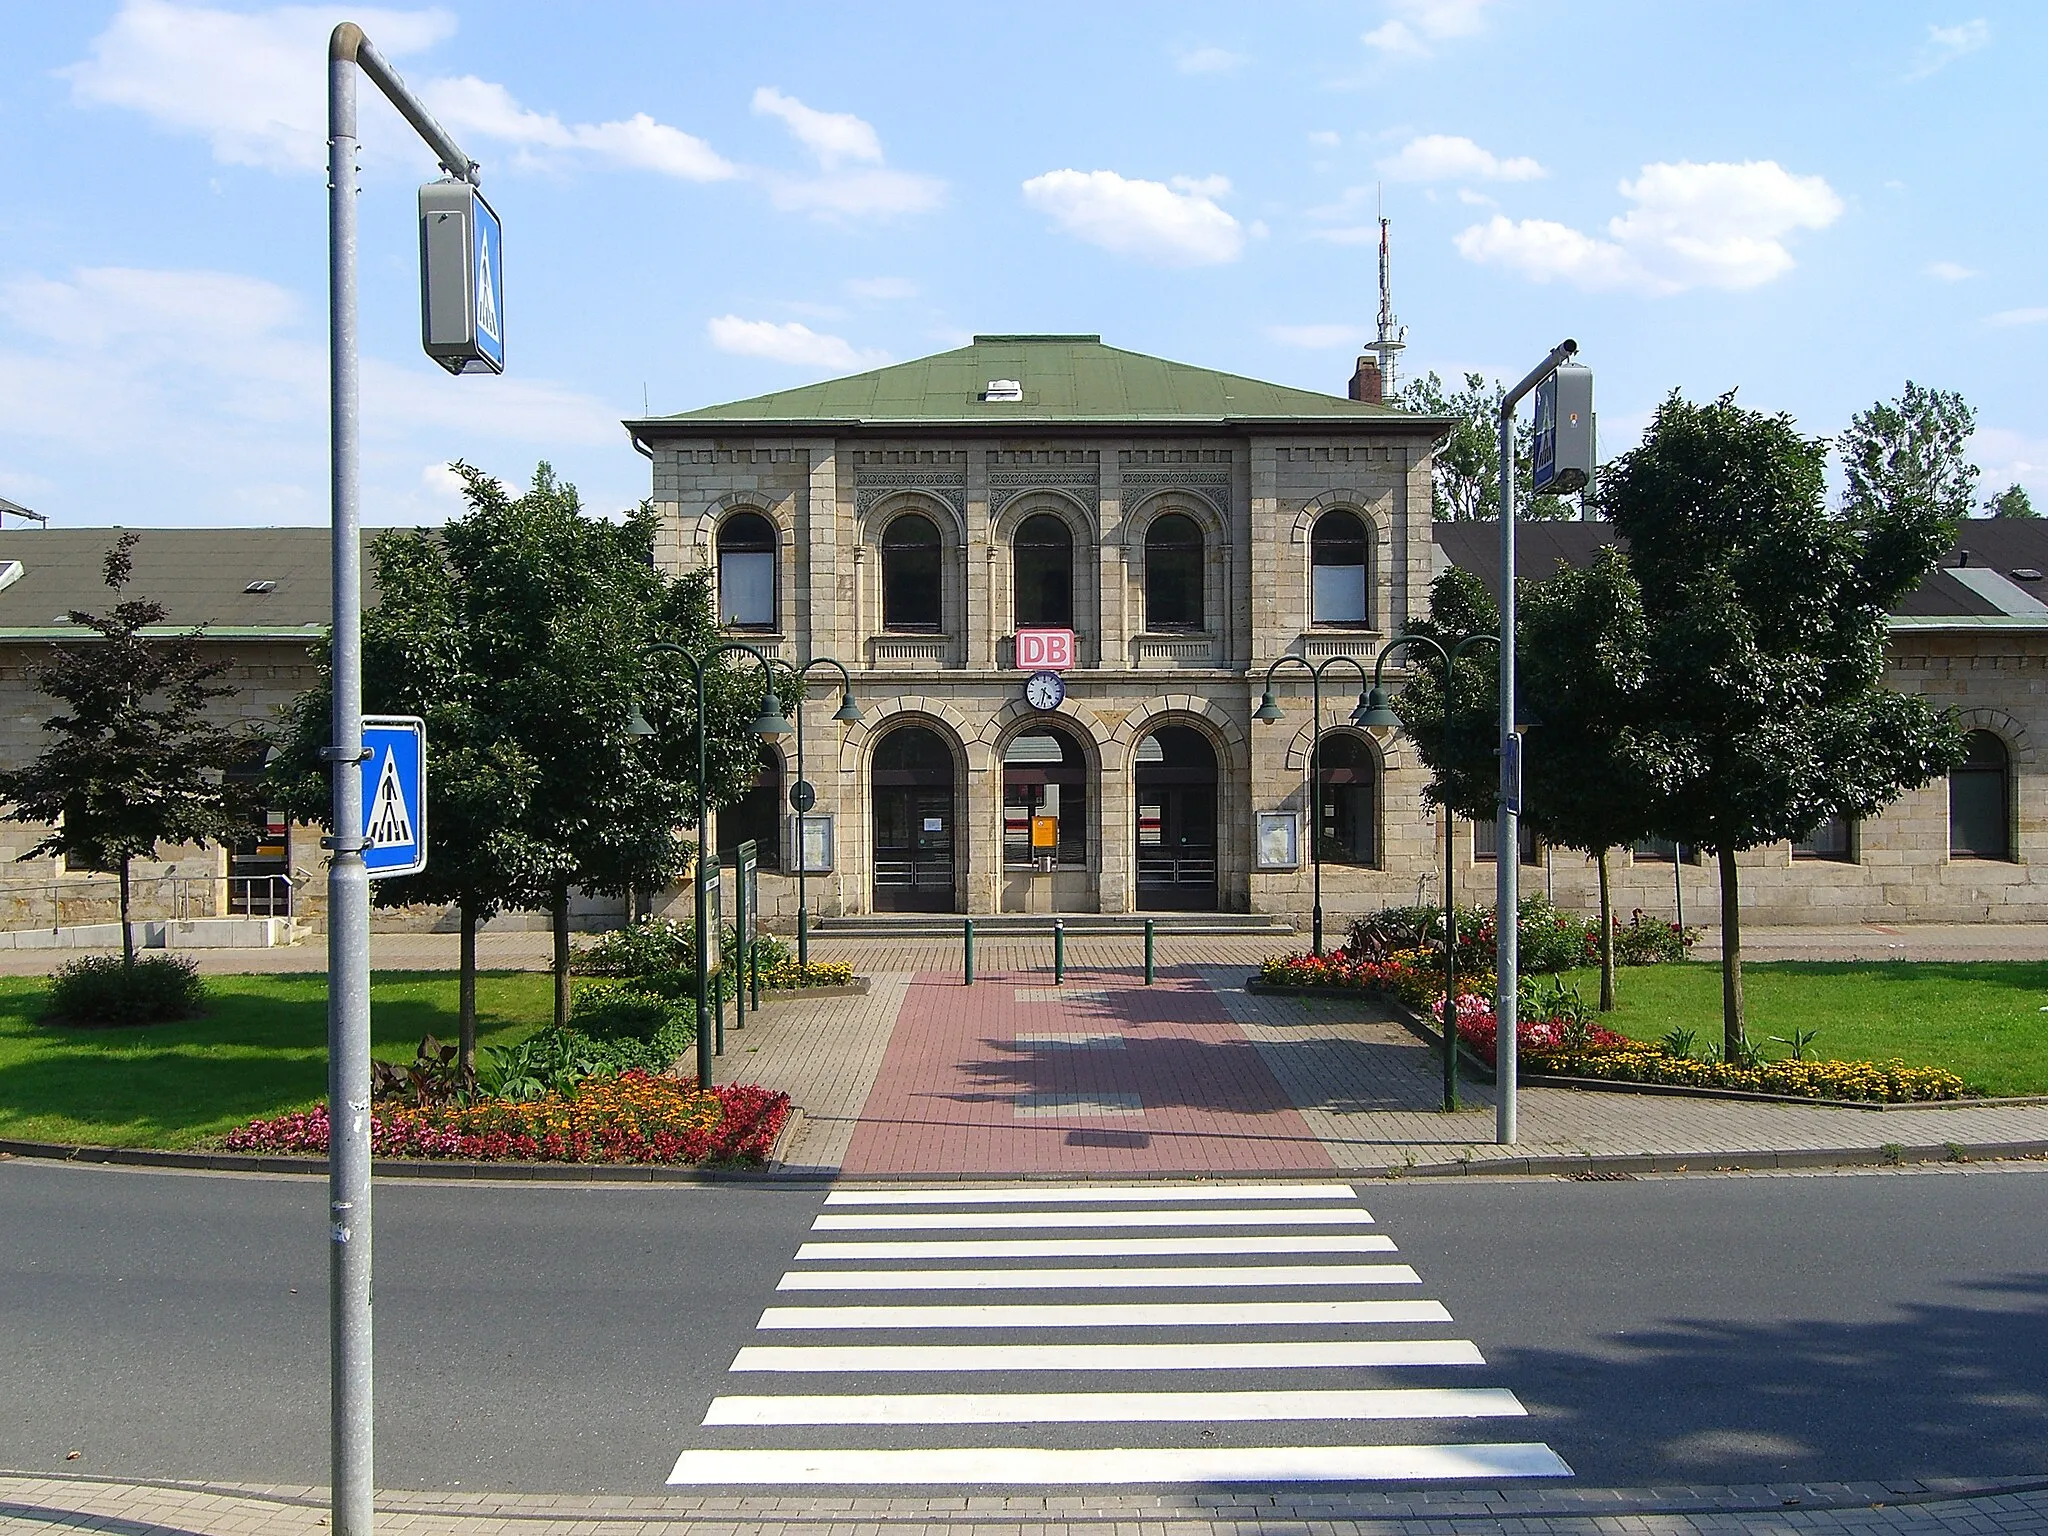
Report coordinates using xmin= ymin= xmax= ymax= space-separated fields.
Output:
xmin=360 ymin=716 xmax=427 ymax=878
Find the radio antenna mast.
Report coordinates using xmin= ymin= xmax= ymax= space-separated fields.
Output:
xmin=1372 ymin=191 xmax=1407 ymax=397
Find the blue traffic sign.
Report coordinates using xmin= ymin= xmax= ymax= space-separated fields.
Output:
xmin=360 ymin=716 xmax=427 ymax=878
xmin=471 ymin=192 xmax=503 ymax=373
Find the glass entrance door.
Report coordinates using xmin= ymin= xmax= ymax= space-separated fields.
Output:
xmin=872 ymin=726 xmax=957 ymax=912
xmin=1134 ymin=726 xmax=1218 ymax=910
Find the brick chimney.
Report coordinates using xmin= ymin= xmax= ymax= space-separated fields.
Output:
xmin=1348 ymin=355 xmax=1382 ymax=404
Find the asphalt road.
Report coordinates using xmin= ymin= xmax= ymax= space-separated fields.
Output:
xmin=2 ymin=1159 xmax=2043 ymax=1493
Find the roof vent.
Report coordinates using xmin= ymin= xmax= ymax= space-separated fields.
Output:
xmin=244 ymin=579 xmax=277 ymax=594
xmin=2014 ymin=568 xmax=2043 ymax=582
xmin=0 ymin=560 xmax=21 ymax=593
xmin=982 ymin=379 xmax=1023 ymax=402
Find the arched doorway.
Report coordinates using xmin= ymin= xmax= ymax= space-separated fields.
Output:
xmin=872 ymin=724 xmax=957 ymax=911
xmin=1135 ymin=725 xmax=1217 ymax=910
xmin=1001 ymin=724 xmax=1090 ymax=912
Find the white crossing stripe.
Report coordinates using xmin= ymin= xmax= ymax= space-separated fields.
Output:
xmin=812 ymin=1207 xmax=1376 ymax=1232
xmin=668 ymin=1442 xmax=1574 ymax=1485
xmin=778 ymin=1264 xmax=1432 ymax=1292
xmin=825 ymin=1183 xmax=1359 ymax=1206
xmin=705 ymin=1386 xmax=1528 ymax=1426
xmin=731 ymin=1339 xmax=1485 ymax=1372
xmin=797 ymin=1235 xmax=1401 ymax=1261
xmin=757 ymin=1300 xmax=1448 ymax=1329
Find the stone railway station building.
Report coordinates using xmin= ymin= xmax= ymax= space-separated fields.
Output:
xmin=2 ymin=334 xmax=2045 ymax=934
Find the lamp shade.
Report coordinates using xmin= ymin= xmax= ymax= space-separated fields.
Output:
xmin=625 ymin=702 xmax=657 ymax=738
xmin=833 ymin=691 xmax=863 ymax=724
xmin=753 ymin=690 xmax=795 ymax=737
xmin=1253 ymin=690 xmax=1284 ymax=724
xmin=1356 ymin=686 xmax=1403 ymax=731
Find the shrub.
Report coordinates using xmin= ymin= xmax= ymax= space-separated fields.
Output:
xmin=45 ymin=953 xmax=206 ymax=1026
xmin=573 ymin=917 xmax=694 ymax=979
xmin=1613 ymin=909 xmax=1699 ymax=964
xmin=478 ymin=1018 xmax=696 ymax=1101
xmin=569 ymin=979 xmax=682 ymax=1041
xmin=224 ymin=1074 xmax=792 ymax=1164
xmin=372 ymin=1034 xmax=475 ymax=1106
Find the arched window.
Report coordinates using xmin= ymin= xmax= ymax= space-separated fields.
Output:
xmin=716 ymin=747 xmax=782 ymax=870
xmin=881 ymin=513 xmax=942 ymax=630
xmin=1002 ymin=727 xmax=1089 ymax=868
xmin=1309 ymin=510 xmax=1369 ymax=627
xmin=1950 ymin=730 xmax=2011 ymax=859
xmin=716 ymin=511 xmax=776 ymax=630
xmin=1145 ymin=513 xmax=1204 ymax=631
xmin=1315 ymin=732 xmax=1376 ymax=866
xmin=1013 ymin=513 xmax=1073 ymax=628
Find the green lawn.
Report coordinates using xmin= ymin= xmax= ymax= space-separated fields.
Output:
xmin=0 ymin=971 xmax=554 ymax=1149
xmin=1553 ymin=960 xmax=2048 ymax=1097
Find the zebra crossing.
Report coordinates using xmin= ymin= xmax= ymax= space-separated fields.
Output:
xmin=667 ymin=1181 xmax=1571 ymax=1488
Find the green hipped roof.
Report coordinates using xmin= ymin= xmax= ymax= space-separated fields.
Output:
xmin=637 ymin=335 xmax=1425 ymax=430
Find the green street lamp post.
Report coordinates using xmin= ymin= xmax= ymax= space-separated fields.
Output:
xmin=628 ymin=640 xmax=791 ymax=1089
xmin=769 ymin=657 xmax=861 ymax=970
xmin=1253 ymin=654 xmax=1376 ymax=956
xmin=1356 ymin=631 xmax=1502 ymax=1113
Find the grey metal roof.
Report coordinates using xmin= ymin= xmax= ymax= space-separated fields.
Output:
xmin=1433 ymin=520 xmax=2048 ymax=627
xmin=0 ymin=527 xmax=351 ymax=638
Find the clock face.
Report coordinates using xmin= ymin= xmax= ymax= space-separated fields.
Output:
xmin=1025 ymin=670 xmax=1065 ymax=710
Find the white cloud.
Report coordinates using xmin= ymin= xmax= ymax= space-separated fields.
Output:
xmin=1927 ymin=260 xmax=1979 ymax=282
xmin=1988 ymin=307 xmax=2048 ymax=327
xmin=0 ymin=265 xmax=619 ymax=526
xmin=1267 ymin=324 xmax=1361 ymax=349
xmin=1308 ymin=130 xmax=1343 ymax=148
xmin=1363 ymin=0 xmax=1495 ymax=58
xmin=751 ymin=86 xmax=882 ymax=168
xmin=751 ymin=87 xmax=943 ymax=219
xmin=1173 ymin=44 xmax=1245 ymax=74
xmin=1377 ymin=133 xmax=1544 ymax=182
xmin=1972 ymin=425 xmax=2048 ymax=499
xmin=1454 ymin=160 xmax=1845 ymax=295
xmin=422 ymin=76 xmax=733 ymax=180
xmin=1021 ymin=169 xmax=1246 ymax=267
xmin=1908 ymin=18 xmax=1989 ymax=79
xmin=63 ymin=1 xmax=731 ymax=181
xmin=846 ymin=277 xmax=920 ymax=300
xmin=1457 ymin=188 xmax=1498 ymax=207
xmin=706 ymin=316 xmax=888 ymax=372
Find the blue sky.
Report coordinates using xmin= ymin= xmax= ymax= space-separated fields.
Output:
xmin=0 ymin=1 xmax=2039 ymax=527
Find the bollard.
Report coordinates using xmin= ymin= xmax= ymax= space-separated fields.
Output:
xmin=1053 ymin=917 xmax=1065 ymax=985
xmin=1144 ymin=918 xmax=1155 ymax=985
xmin=963 ymin=918 xmax=975 ymax=986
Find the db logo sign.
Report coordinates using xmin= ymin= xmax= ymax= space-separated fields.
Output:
xmin=1015 ymin=628 xmax=1075 ymax=670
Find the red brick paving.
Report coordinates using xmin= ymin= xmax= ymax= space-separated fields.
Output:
xmin=840 ymin=969 xmax=1336 ymax=1175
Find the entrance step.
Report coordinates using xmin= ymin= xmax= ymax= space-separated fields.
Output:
xmin=809 ymin=913 xmax=1297 ymax=939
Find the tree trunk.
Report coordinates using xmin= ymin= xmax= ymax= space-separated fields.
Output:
xmin=458 ymin=897 xmax=478 ymax=1073
xmin=552 ymin=880 xmax=571 ymax=1030
xmin=118 ymin=857 xmax=135 ymax=975
xmin=1718 ymin=845 xmax=1745 ymax=1057
xmin=1596 ymin=848 xmax=1616 ymax=1012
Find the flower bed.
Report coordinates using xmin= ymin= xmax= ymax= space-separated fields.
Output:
xmin=760 ymin=958 xmax=855 ymax=989
xmin=223 ymin=1073 xmax=790 ymax=1164
xmin=1524 ymin=1048 xmax=1967 ymax=1102
xmin=1453 ymin=1006 xmax=1633 ymax=1065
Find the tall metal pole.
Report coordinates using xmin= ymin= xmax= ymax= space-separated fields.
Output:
xmin=1309 ymin=669 xmax=1324 ymax=955
xmin=1494 ymin=338 xmax=1577 ymax=1146
xmin=325 ymin=44 xmax=373 ymax=1536
xmin=794 ymin=681 xmax=808 ymax=969
xmin=326 ymin=31 xmax=483 ymax=1532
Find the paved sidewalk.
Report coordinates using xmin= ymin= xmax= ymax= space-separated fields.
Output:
xmin=716 ymin=956 xmax=2048 ymax=1179
xmin=6 ymin=1473 xmax=2048 ymax=1534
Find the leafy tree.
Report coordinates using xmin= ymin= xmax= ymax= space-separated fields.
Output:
xmin=1397 ymin=370 xmax=1577 ymax=522
xmin=1603 ymin=390 xmax=1967 ymax=1054
xmin=277 ymin=464 xmax=771 ymax=1043
xmin=274 ymin=530 xmax=546 ymax=1070
xmin=1836 ymin=380 xmax=1978 ymax=527
xmin=1393 ymin=552 xmax=1666 ymax=1009
xmin=0 ymin=534 xmax=264 ymax=971
xmin=1984 ymin=483 xmax=2038 ymax=519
